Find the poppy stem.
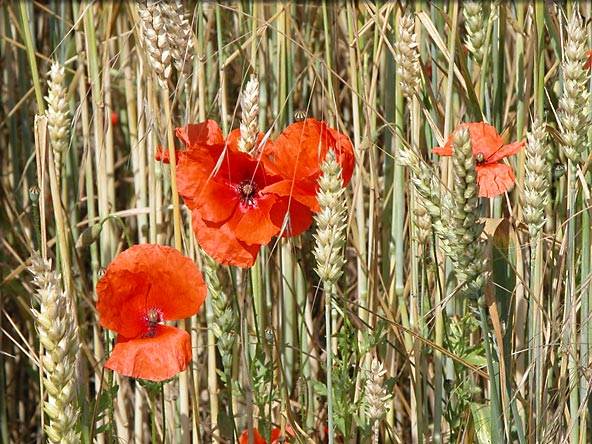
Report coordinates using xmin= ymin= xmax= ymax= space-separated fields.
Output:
xmin=101 ymin=215 xmax=133 ymax=249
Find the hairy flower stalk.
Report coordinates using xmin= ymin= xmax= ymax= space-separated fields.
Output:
xmin=203 ymin=254 xmax=237 ymax=372
xmin=558 ymin=9 xmax=590 ymax=165
xmin=523 ymin=119 xmax=550 ymax=238
xmin=365 ymin=358 xmax=391 ymax=444
xmin=45 ymin=61 xmax=70 ymax=187
xmin=28 ymin=253 xmax=80 ymax=444
xmin=445 ymin=127 xmax=489 ymax=298
xmin=237 ymin=75 xmax=260 ymax=154
xmin=463 ymin=2 xmax=488 ymax=65
xmin=394 ymin=13 xmax=421 ymax=99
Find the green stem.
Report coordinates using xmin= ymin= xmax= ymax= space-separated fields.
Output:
xmin=478 ymin=304 xmax=504 ymax=443
xmin=566 ymin=166 xmax=579 ymax=444
xmin=18 ymin=2 xmax=45 ymax=114
xmin=325 ymin=283 xmax=334 ymax=444
xmin=150 ymin=387 xmax=157 ymax=443
xmin=101 ymin=215 xmax=133 ymax=248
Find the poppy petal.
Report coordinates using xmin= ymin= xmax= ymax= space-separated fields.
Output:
xmin=155 ymin=146 xmax=171 ymax=164
xmin=194 ymin=178 xmax=239 ymax=223
xmin=270 ymin=429 xmax=282 ymax=443
xmin=238 ymin=428 xmax=267 ymax=444
xmin=228 ymin=194 xmax=281 ymax=245
xmin=96 ymin=269 xmax=151 ymax=338
xmin=270 ymin=197 xmax=314 ymax=237
xmin=263 ymin=118 xmax=354 ymax=187
xmin=465 ymin=122 xmax=504 ymax=159
xmin=431 ymin=144 xmax=453 ymax=156
xmin=176 ymin=121 xmax=225 ymax=150
xmin=486 ymin=141 xmax=525 ymax=163
xmin=476 ymin=163 xmax=517 ymax=198
xmin=263 ymin=179 xmax=320 ymax=212
xmin=271 ymin=426 xmax=295 ymax=443
xmin=192 ymin=210 xmax=260 ymax=268
xmin=105 ymin=325 xmax=192 ymax=381
xmin=96 ymin=244 xmax=206 ymax=338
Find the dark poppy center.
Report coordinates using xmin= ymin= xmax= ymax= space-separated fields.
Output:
xmin=475 ymin=152 xmax=485 ymax=164
xmin=236 ymin=180 xmax=259 ymax=205
xmin=143 ymin=308 xmax=162 ymax=338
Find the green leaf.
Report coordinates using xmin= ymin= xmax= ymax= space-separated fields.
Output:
xmin=470 ymin=402 xmax=492 ymax=444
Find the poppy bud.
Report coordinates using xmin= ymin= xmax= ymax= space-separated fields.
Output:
xmin=293 ymin=109 xmax=307 ymax=122
xmin=76 ymin=223 xmax=104 ymax=249
xmin=553 ymin=162 xmax=566 ymax=178
xmin=29 ymin=185 xmax=41 ymax=204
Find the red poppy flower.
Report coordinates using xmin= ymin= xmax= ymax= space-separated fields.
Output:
xmin=238 ymin=426 xmax=295 ymax=444
xmin=261 ymin=118 xmax=355 ymax=212
xmin=157 ymin=121 xmax=313 ymax=267
xmin=432 ymin=122 xmax=524 ymax=198
xmin=96 ymin=244 xmax=206 ymax=381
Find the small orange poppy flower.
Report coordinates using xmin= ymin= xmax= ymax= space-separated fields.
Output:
xmin=96 ymin=244 xmax=206 ymax=381
xmin=432 ymin=122 xmax=524 ymax=198
xmin=238 ymin=426 xmax=295 ymax=444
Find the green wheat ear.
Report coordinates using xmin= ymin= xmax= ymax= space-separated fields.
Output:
xmin=444 ymin=126 xmax=489 ymax=299
xmin=558 ymin=8 xmax=590 ymax=165
xmin=463 ymin=2 xmax=488 ymax=65
xmin=523 ymin=118 xmax=550 ymax=238
xmin=314 ymin=149 xmax=348 ymax=286
xmin=28 ymin=253 xmax=81 ymax=444
xmin=203 ymin=254 xmax=237 ymax=374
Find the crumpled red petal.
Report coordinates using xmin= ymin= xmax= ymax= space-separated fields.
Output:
xmin=238 ymin=426 xmax=295 ymax=444
xmin=263 ymin=176 xmax=321 ymax=212
xmin=432 ymin=122 xmax=523 ymax=198
xmin=486 ymin=140 xmax=525 ymax=163
xmin=462 ymin=122 xmax=504 ymax=158
xmin=105 ymin=325 xmax=192 ymax=381
xmin=192 ymin=210 xmax=260 ymax=268
xmin=238 ymin=428 xmax=267 ymax=444
xmin=432 ymin=122 xmax=523 ymax=162
xmin=269 ymin=196 xmax=314 ymax=237
xmin=96 ymin=244 xmax=206 ymax=338
xmin=227 ymin=193 xmax=281 ymax=245
xmin=261 ymin=118 xmax=355 ymax=192
xmin=585 ymin=50 xmax=592 ymax=70
xmin=476 ymin=162 xmax=516 ymax=198
xmin=176 ymin=120 xmax=225 ymax=150
xmin=155 ymin=146 xmax=171 ymax=163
